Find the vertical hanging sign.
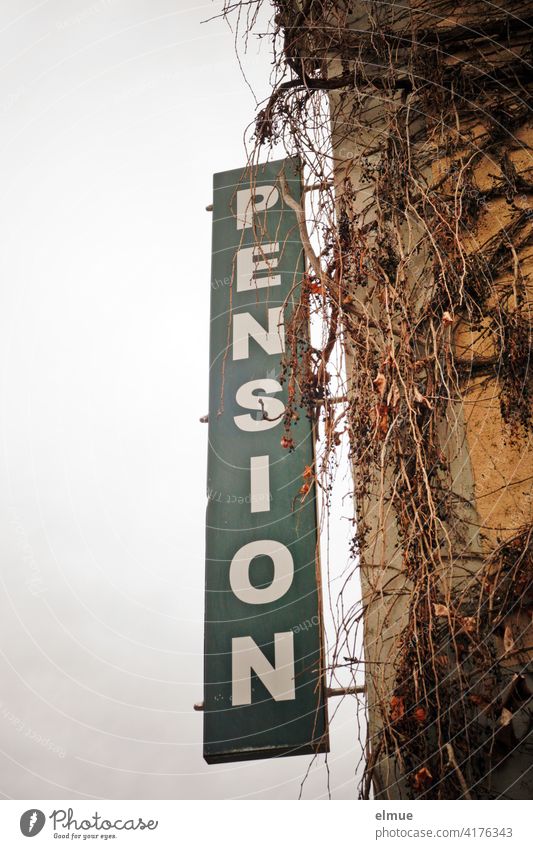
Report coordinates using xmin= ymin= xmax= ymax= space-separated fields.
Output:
xmin=203 ymin=158 xmax=329 ymax=763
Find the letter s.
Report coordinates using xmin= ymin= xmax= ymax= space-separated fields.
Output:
xmin=234 ymin=379 xmax=285 ymax=432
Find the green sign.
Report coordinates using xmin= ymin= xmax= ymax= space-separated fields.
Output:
xmin=203 ymin=157 xmax=329 ymax=764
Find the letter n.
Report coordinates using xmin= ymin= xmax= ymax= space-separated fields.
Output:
xmin=231 ymin=633 xmax=295 ymax=705
xmin=232 ymin=308 xmax=284 ymax=361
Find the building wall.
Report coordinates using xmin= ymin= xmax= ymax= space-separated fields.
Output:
xmin=324 ymin=1 xmax=532 ymax=798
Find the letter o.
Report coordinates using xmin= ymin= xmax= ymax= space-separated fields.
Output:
xmin=229 ymin=540 xmax=293 ymax=604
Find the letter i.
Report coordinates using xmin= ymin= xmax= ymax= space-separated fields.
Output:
xmin=250 ymin=456 xmax=270 ymax=513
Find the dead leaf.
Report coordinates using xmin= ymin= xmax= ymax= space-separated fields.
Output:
xmin=377 ymin=404 xmax=389 ymax=438
xmin=387 ymin=382 xmax=400 ymax=410
xmin=373 ymin=372 xmax=387 ymax=399
xmin=442 ymin=311 xmax=454 ymax=325
xmin=309 ymin=280 xmax=323 ymax=296
xmin=414 ymin=387 xmax=433 ymax=409
xmin=303 ymin=465 xmax=313 ymax=479
xmin=503 ymin=624 xmax=515 ymax=654
xmin=500 ymin=708 xmax=513 ymax=727
xmin=413 ymin=766 xmax=433 ymax=791
xmin=433 ymin=603 xmax=449 ymax=617
xmin=414 ymin=707 xmax=427 ymax=723
xmin=390 ymin=695 xmax=405 ymax=722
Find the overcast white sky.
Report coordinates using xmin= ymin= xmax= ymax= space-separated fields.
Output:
xmin=0 ymin=0 xmax=363 ymax=799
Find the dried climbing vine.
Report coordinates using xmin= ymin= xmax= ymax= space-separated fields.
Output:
xmin=220 ymin=0 xmax=533 ymax=799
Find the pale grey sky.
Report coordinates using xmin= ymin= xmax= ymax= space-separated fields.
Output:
xmin=0 ymin=0 xmax=363 ymax=799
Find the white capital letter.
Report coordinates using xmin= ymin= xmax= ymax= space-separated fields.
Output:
xmin=236 ymin=186 xmax=279 ymax=230
xmin=236 ymin=243 xmax=280 ymax=291
xmin=250 ymin=455 xmax=270 ymax=513
xmin=229 ymin=540 xmax=293 ymax=604
xmin=234 ymin=378 xmax=285 ymax=432
xmin=232 ymin=308 xmax=284 ymax=361
xmin=232 ymin=633 xmax=295 ymax=705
